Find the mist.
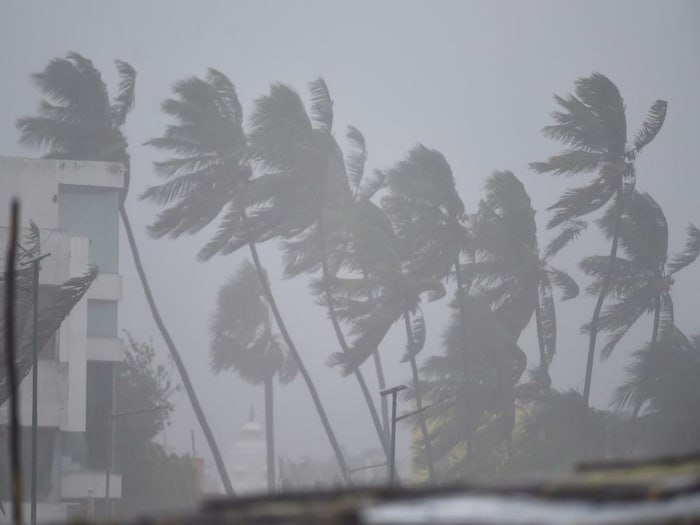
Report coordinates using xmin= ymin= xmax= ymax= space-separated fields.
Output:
xmin=0 ymin=0 xmax=699 ymax=517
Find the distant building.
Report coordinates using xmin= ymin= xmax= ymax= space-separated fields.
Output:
xmin=0 ymin=157 xmax=126 ymax=521
xmin=228 ymin=406 xmax=267 ymax=494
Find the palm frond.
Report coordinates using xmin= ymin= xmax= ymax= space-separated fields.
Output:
xmin=111 ymin=60 xmax=136 ymax=127
xmin=530 ymin=150 xmax=602 ymax=176
xmin=309 ymin=77 xmax=333 ymax=131
xmin=31 ymin=53 xmax=110 ymax=124
xmin=633 ymin=100 xmax=668 ymax=153
xmin=591 ymin=285 xmax=657 ymax=360
xmin=0 ymin=266 xmax=98 ymax=406
xmin=667 ymin=224 xmax=700 ymax=275
xmin=545 ymin=219 xmax=587 ymax=258
xmin=197 ymin=201 xmax=247 ymax=261
xmin=346 ymin=125 xmax=367 ymax=194
xmin=547 ymin=265 xmax=579 ymax=300
xmin=356 ymin=169 xmax=386 ymax=201
xmin=547 ymin=176 xmax=615 ymax=229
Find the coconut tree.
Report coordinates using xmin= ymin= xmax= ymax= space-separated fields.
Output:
xmin=415 ymin=294 xmax=528 ymax=480
xmin=242 ymin=78 xmax=391 ymax=472
xmin=531 ymin=73 xmax=668 ymax=405
xmin=143 ymin=70 xmax=351 ymax=482
xmin=580 ymin=191 xmax=700 ymax=360
xmin=209 ymin=260 xmax=297 ymax=492
xmin=376 ymin=145 xmax=468 ymax=481
xmin=614 ymin=327 xmax=700 ymax=455
xmin=328 ymin=157 xmax=452 ymax=481
xmin=469 ymin=171 xmax=579 ymax=383
xmin=15 ymin=53 xmax=234 ymax=494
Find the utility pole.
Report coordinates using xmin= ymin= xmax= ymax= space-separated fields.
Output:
xmin=380 ymin=384 xmax=408 ymax=486
xmin=22 ymin=251 xmax=50 ymax=525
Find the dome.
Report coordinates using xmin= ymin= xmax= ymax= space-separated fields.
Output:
xmin=240 ymin=420 xmax=263 ymax=437
xmin=239 ymin=405 xmax=264 ymax=439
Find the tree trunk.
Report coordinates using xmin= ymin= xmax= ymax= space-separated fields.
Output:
xmin=533 ymin=296 xmax=547 ymax=373
xmin=247 ymin=240 xmax=350 ymax=483
xmin=583 ymin=188 xmax=624 ymax=406
xmin=453 ymin=255 xmax=473 ymax=477
xmin=372 ymin=349 xmax=390 ymax=436
xmin=264 ymin=377 xmax=276 ymax=493
xmin=631 ymin=293 xmax=664 ymax=419
xmin=119 ymin=205 xmax=235 ymax=495
xmin=650 ymin=294 xmax=662 ymax=354
xmin=317 ymin=215 xmax=392 ymax=463
xmin=403 ymin=311 xmax=436 ymax=483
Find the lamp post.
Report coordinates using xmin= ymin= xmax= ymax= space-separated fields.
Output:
xmin=104 ymin=405 xmax=168 ymax=518
xmin=21 ymin=252 xmax=50 ymax=525
xmin=379 ymin=384 xmax=408 ymax=485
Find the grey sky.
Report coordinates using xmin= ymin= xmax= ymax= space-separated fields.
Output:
xmin=1 ymin=0 xmax=699 ymax=476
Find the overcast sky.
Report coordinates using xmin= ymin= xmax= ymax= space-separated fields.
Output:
xmin=1 ymin=0 xmax=699 ymax=481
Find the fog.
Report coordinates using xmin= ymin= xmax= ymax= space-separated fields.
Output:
xmin=1 ymin=0 xmax=699 ymax=506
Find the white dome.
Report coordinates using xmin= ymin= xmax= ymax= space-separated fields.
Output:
xmin=240 ymin=420 xmax=264 ymax=437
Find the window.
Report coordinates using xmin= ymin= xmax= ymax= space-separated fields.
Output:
xmin=58 ymin=185 xmax=120 ymax=273
xmin=87 ymin=300 xmax=118 ymax=338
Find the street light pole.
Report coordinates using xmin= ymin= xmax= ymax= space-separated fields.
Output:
xmin=22 ymin=252 xmax=50 ymax=525
xmin=104 ymin=405 xmax=168 ymax=518
xmin=379 ymin=385 xmax=408 ymax=486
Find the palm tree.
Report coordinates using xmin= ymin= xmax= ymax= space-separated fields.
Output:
xmin=379 ymin=145 xmax=469 ymax=481
xmin=144 ymin=71 xmax=353 ymax=482
xmin=531 ymin=73 xmax=668 ymax=405
xmin=243 ymin=78 xmax=392 ymax=472
xmin=329 ymin=146 xmax=466 ymax=481
xmin=580 ymin=191 xmax=700 ymax=360
xmin=16 ymin=53 xmax=234 ymax=494
xmin=416 ymin=294 xmax=528 ymax=480
xmin=614 ymin=327 xmax=700 ymax=456
xmin=209 ymin=260 xmax=297 ymax=492
xmin=469 ymin=172 xmax=578 ymax=384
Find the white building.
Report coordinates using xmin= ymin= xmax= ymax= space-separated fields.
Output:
xmin=0 ymin=156 xmax=125 ymax=521
xmin=228 ymin=407 xmax=267 ymax=494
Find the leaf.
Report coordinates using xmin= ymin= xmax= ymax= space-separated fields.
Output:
xmin=547 ymin=265 xmax=579 ymax=300
xmin=547 ymin=176 xmax=615 ymax=229
xmin=633 ymin=100 xmax=667 ymax=153
xmin=545 ymin=219 xmax=587 ymax=258
xmin=667 ymin=224 xmax=700 ymax=275
xmin=356 ymin=169 xmax=386 ymax=200
xmin=589 ymin=285 xmax=657 ymax=360
xmin=530 ymin=149 xmax=602 ymax=176
xmin=309 ymin=77 xmax=333 ymax=131
xmin=111 ymin=60 xmax=136 ymax=127
xmin=346 ymin=125 xmax=367 ymax=194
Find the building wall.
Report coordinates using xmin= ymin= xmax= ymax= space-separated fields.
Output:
xmin=0 ymin=156 xmax=125 ymax=518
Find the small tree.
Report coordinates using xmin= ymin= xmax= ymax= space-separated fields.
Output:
xmin=114 ymin=333 xmax=200 ymax=518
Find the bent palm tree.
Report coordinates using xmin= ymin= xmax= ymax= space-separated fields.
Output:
xmin=531 ymin=73 xmax=667 ymax=405
xmin=210 ymin=260 xmax=297 ymax=492
xmin=144 ymin=71 xmax=352 ymax=482
xmin=244 ymin=79 xmax=391 ymax=474
xmin=614 ymin=327 xmax=700 ymax=455
xmin=417 ymin=294 xmax=527 ymax=480
xmin=580 ymin=191 xmax=700 ymax=360
xmin=16 ymin=54 xmax=234 ymax=494
xmin=379 ymin=145 xmax=469 ymax=481
xmin=469 ymin=172 xmax=578 ymax=384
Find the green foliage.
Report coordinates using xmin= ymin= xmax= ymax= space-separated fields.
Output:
xmin=114 ymin=334 xmax=200 ymax=518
